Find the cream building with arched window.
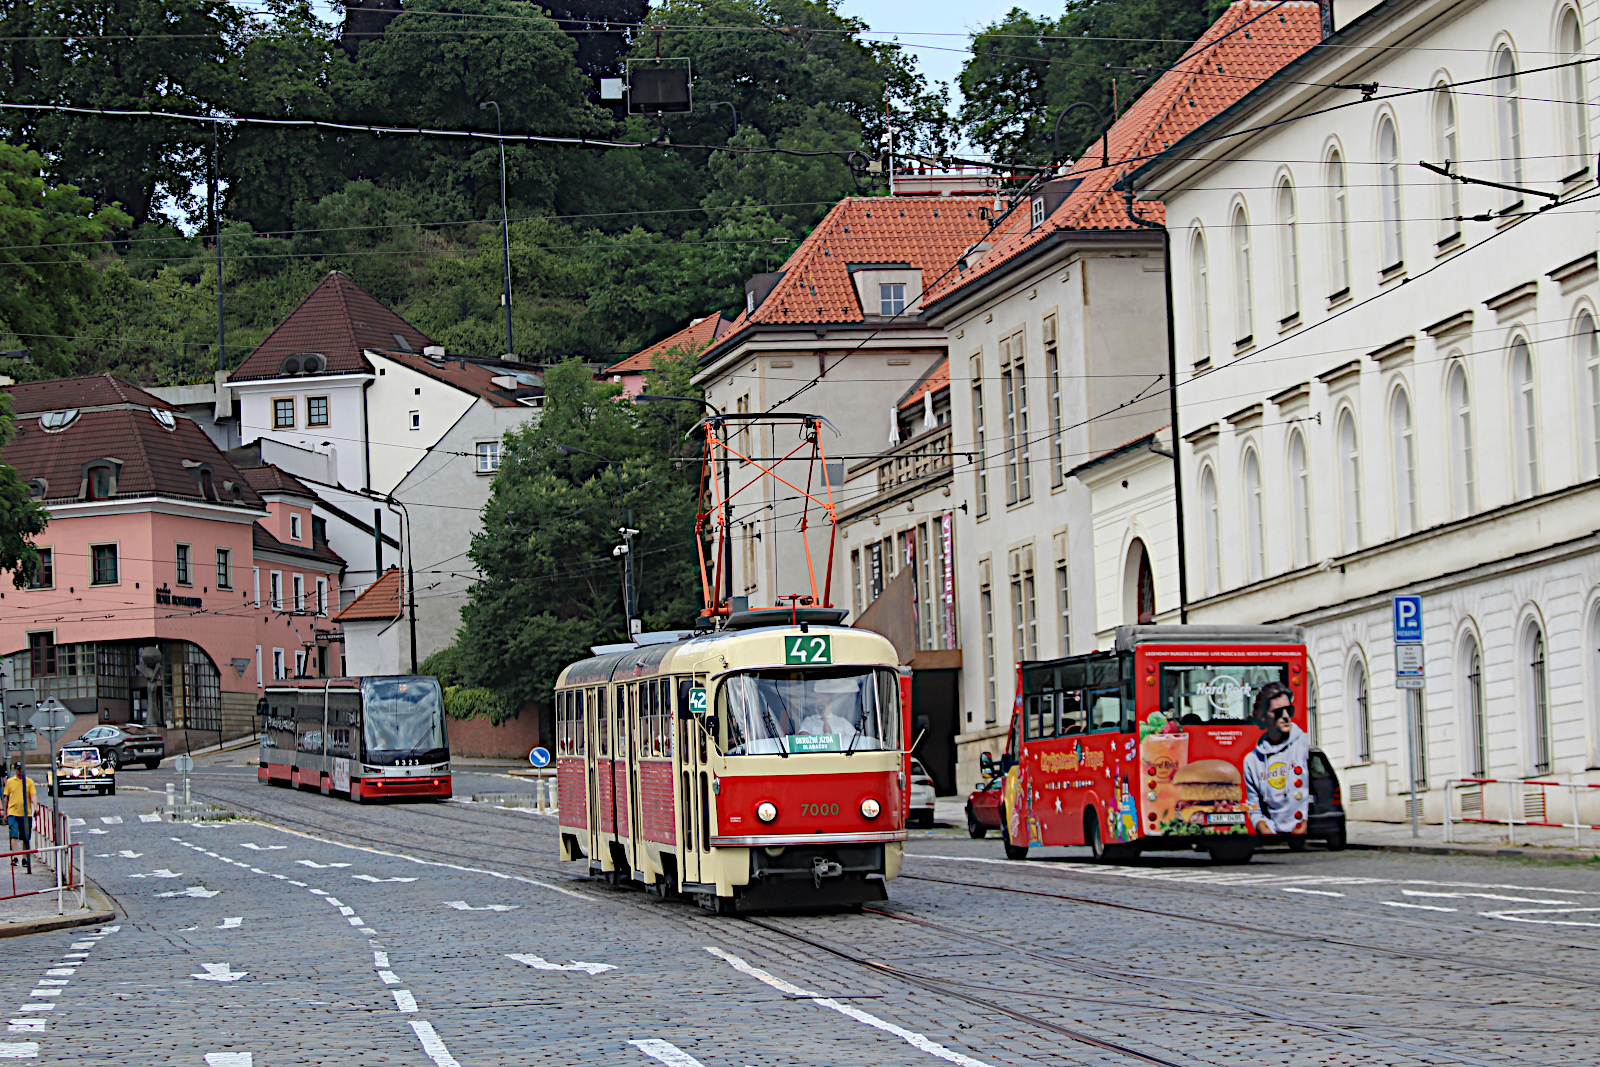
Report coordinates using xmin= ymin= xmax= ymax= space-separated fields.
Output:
xmin=1130 ymin=0 xmax=1600 ymax=823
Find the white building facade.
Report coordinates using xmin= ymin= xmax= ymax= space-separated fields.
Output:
xmin=1131 ymin=0 xmax=1600 ymax=821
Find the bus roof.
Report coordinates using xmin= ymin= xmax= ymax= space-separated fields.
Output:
xmin=1113 ymin=624 xmax=1306 ymax=651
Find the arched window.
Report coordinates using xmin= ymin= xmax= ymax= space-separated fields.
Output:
xmin=1432 ymin=86 xmax=1461 ymax=241
xmin=1377 ymin=116 xmax=1403 ymax=269
xmin=1126 ymin=540 xmax=1156 ymax=624
xmin=1338 ymin=410 xmax=1362 ymax=552
xmin=1326 ymin=149 xmax=1351 ymax=296
xmin=1276 ymin=177 xmax=1299 ymax=321
xmin=1447 ymin=362 xmax=1476 ymax=516
xmin=1462 ymin=631 xmax=1486 ymax=777
xmin=1201 ymin=467 xmax=1221 ymax=595
xmin=1231 ymin=205 xmax=1254 ymax=344
xmin=1559 ymin=10 xmax=1589 ymax=177
xmin=1288 ymin=429 xmax=1312 ymax=567
xmin=1243 ymin=447 xmax=1264 ymax=581
xmin=1350 ymin=657 xmax=1371 ymax=763
xmin=1579 ymin=310 xmax=1600 ymax=475
xmin=1390 ymin=387 xmax=1417 ymax=536
xmin=1496 ymin=46 xmax=1524 ymax=205
xmin=1190 ymin=231 xmax=1212 ymax=367
xmin=1529 ymin=624 xmax=1551 ymax=775
xmin=1511 ymin=337 xmax=1539 ymax=498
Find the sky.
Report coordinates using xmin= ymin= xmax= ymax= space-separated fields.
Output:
xmin=838 ymin=0 xmax=1064 ymax=100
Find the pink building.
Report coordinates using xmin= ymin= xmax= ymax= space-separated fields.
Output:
xmin=0 ymin=376 xmax=344 ymax=747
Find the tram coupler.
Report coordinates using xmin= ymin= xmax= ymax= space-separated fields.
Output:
xmin=811 ymin=856 xmax=844 ymax=887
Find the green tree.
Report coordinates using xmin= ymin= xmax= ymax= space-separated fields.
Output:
xmin=456 ymin=355 xmax=707 ymax=708
xmin=0 ymin=393 xmax=49 ymax=588
xmin=0 ymin=144 xmax=128 ymax=377
xmin=959 ymin=0 xmax=1220 ymax=166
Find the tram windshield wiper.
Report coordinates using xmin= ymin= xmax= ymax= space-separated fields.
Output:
xmin=761 ymin=708 xmax=790 ymax=757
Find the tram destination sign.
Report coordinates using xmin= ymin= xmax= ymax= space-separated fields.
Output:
xmin=784 ymin=634 xmax=832 ymax=665
xmin=788 ymin=733 xmax=840 ymax=754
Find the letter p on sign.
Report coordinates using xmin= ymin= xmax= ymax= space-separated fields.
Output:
xmin=1393 ymin=595 xmax=1423 ymax=643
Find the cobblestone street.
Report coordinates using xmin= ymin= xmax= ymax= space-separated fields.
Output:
xmin=1 ymin=761 xmax=1595 ymax=1067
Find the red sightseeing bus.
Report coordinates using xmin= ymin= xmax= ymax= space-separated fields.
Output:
xmin=991 ymin=625 xmax=1309 ymax=864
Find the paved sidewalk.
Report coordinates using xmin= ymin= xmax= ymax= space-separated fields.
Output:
xmin=1349 ymin=818 xmax=1600 ymax=862
xmin=0 ymin=866 xmax=111 ymax=938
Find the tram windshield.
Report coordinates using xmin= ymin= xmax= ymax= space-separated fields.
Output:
xmin=361 ymin=677 xmax=447 ymax=764
xmin=720 ymin=667 xmax=900 ymax=755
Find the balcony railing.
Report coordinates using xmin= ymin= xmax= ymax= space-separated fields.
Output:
xmin=877 ymin=424 xmax=954 ymax=495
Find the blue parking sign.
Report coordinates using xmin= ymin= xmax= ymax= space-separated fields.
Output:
xmin=1393 ymin=595 xmax=1423 ymax=643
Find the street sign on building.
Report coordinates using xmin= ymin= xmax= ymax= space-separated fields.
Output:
xmin=1393 ymin=595 xmax=1423 ymax=643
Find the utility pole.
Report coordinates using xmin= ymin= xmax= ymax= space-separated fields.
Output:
xmin=556 ymin=445 xmax=638 ymax=637
xmin=212 ymin=123 xmax=226 ymax=371
xmin=479 ymin=101 xmax=514 ymax=358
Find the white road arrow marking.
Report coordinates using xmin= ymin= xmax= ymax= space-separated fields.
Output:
xmin=238 ymin=844 xmax=285 ymax=851
xmin=205 ymin=1054 xmax=252 ymax=1066
xmin=116 ymin=850 xmax=142 ymax=859
xmin=505 ymin=953 xmax=613 ymax=975
xmin=1402 ymin=888 xmax=1574 ymax=905
xmin=631 ymin=1040 xmax=708 ymax=1067
xmin=295 ymin=860 xmax=351 ymax=868
xmin=66 ymin=819 xmax=83 ymax=827
xmin=159 ymin=886 xmax=220 ymax=898
xmin=128 ymin=869 xmax=182 ymax=879
xmin=352 ymin=875 xmax=417 ymax=883
xmin=100 ymin=816 xmax=122 ymax=824
xmin=216 ymin=917 xmax=243 ymax=929
xmin=191 ymin=963 xmax=247 ymax=982
xmin=0 ymin=1041 xmax=39 ymax=1057
xmin=445 ymin=901 xmax=519 ymax=912
xmin=1481 ymin=906 xmax=1600 ymax=928
xmin=138 ymin=813 xmax=161 ymax=823
xmin=1381 ymin=901 xmax=1456 ymax=912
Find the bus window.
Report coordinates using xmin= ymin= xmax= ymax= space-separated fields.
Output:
xmin=1087 ymin=690 xmax=1121 ymax=731
xmin=1026 ymin=695 xmax=1054 ymax=740
xmin=1059 ymin=690 xmax=1085 ymax=734
xmin=1161 ymin=663 xmax=1288 ymax=724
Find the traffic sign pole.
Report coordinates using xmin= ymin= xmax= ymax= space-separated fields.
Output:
xmin=1393 ymin=595 xmax=1424 ymax=839
xmin=30 ymin=700 xmax=74 ymax=845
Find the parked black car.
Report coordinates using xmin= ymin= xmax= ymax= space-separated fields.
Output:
xmin=76 ymin=724 xmax=165 ymax=770
xmin=1302 ymin=746 xmax=1347 ymax=851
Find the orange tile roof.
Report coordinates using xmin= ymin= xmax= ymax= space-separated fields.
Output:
xmin=898 ymin=356 xmax=949 ymax=412
xmin=925 ymin=1 xmax=1323 ymax=307
xmin=704 ymin=196 xmax=995 ymax=360
xmin=334 ymin=566 xmax=403 ymax=622
xmin=608 ymin=314 xmax=732 ymax=375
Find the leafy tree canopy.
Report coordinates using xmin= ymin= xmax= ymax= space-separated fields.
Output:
xmin=0 ymin=392 xmax=49 ymax=588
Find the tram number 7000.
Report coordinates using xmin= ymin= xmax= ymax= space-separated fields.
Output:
xmin=800 ymin=803 xmax=840 ymax=816
xmin=784 ymin=634 xmax=832 ymax=665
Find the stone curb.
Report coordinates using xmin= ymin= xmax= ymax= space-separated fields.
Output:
xmin=1351 ymin=840 xmax=1600 ymax=864
xmin=0 ymin=879 xmax=115 ymax=940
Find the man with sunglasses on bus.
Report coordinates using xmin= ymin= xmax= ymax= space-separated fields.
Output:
xmin=1243 ymin=682 xmax=1310 ymax=837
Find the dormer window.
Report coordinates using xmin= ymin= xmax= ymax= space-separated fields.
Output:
xmin=290 ymin=514 xmax=302 ymax=541
xmin=879 ymin=283 xmax=906 ymax=317
xmin=24 ymin=479 xmax=46 ymax=500
xmin=150 ymin=407 xmax=176 ymax=430
xmin=183 ymin=460 xmax=218 ymax=501
xmin=39 ymin=409 xmax=78 ymax=432
xmin=1031 ymin=197 xmax=1046 ymax=229
xmin=81 ymin=460 xmax=121 ymax=501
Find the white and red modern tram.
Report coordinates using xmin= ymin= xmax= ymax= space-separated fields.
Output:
xmin=258 ymin=676 xmax=451 ymax=801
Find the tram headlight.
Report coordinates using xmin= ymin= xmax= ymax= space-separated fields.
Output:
xmin=860 ymin=798 xmax=881 ymax=819
xmin=756 ymin=801 xmax=778 ymax=823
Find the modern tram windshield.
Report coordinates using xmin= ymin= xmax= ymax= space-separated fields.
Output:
xmin=720 ymin=667 xmax=899 ymax=755
xmin=361 ymin=677 xmax=447 ymax=764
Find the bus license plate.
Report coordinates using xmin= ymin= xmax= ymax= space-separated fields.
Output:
xmin=1207 ymin=812 xmax=1245 ymax=825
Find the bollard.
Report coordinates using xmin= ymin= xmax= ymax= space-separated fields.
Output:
xmin=183 ymin=776 xmax=191 ymax=811
xmin=535 ymin=777 xmax=546 ymax=811
xmin=166 ymin=782 xmax=175 ymax=810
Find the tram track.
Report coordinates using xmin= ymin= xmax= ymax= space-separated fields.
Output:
xmin=895 ymin=867 xmax=1600 ymax=988
xmin=182 ymin=777 xmax=1585 ymax=1066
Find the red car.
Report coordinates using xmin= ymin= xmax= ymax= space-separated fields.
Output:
xmin=965 ymin=775 xmax=1004 ymax=838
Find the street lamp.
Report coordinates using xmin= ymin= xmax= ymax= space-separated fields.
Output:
xmin=359 ymin=489 xmax=419 ymax=674
xmin=635 ymin=394 xmax=734 ymax=604
xmin=1052 ymin=101 xmax=1110 ymax=172
xmin=479 ymin=100 xmax=514 ymax=358
xmin=556 ymin=445 xmax=638 ymax=635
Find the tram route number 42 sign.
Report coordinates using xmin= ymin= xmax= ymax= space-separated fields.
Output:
xmin=784 ymin=634 xmax=832 ymax=665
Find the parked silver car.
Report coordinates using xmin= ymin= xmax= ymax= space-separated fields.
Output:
xmin=908 ymin=758 xmax=936 ymax=828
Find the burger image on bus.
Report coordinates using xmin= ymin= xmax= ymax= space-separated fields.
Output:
xmin=1173 ymin=759 xmax=1247 ymax=828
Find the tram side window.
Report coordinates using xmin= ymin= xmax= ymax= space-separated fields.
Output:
xmin=659 ymin=678 xmax=674 ymax=757
xmin=597 ymin=688 xmax=608 ymax=756
xmin=647 ymin=681 xmax=661 ymax=757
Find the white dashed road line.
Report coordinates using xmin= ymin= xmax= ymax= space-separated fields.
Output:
xmin=631 ymin=1039 xmax=710 ymax=1067
xmin=1382 ymin=901 xmax=1456 ymax=912
xmin=205 ymin=1054 xmax=252 ymax=1066
xmin=409 ymin=1021 xmax=462 ymax=1067
xmin=706 ymin=946 xmax=994 ymax=1067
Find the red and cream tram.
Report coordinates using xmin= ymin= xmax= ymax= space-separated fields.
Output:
xmin=555 ymin=611 xmax=909 ymax=911
xmin=259 ymin=676 xmax=451 ymax=801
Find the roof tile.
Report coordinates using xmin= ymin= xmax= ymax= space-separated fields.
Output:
xmin=334 ymin=567 xmax=403 ymax=621
xmin=229 ymin=272 xmax=434 ymax=381
xmin=609 ymin=314 xmax=733 ymax=374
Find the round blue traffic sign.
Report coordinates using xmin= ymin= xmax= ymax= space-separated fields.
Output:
xmin=529 ymin=746 xmax=551 ymax=768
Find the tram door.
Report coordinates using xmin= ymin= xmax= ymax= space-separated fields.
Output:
xmin=626 ymin=683 xmax=644 ymax=873
xmin=584 ymin=688 xmax=599 ymax=859
xmin=678 ymin=677 xmax=699 ymax=886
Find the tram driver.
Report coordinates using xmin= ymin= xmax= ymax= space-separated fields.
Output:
xmin=795 ymin=676 xmax=864 ymax=746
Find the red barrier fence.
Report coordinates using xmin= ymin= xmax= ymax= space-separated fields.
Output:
xmin=1445 ymin=777 xmax=1600 ymax=846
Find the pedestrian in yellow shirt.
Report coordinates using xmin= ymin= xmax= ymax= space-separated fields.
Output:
xmin=5 ymin=764 xmax=36 ymax=873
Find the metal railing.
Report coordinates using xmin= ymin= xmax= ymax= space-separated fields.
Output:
xmin=0 ymin=840 xmax=84 ymax=915
xmin=1444 ymin=777 xmax=1600 ymax=846
xmin=876 ymin=424 xmax=954 ymax=495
